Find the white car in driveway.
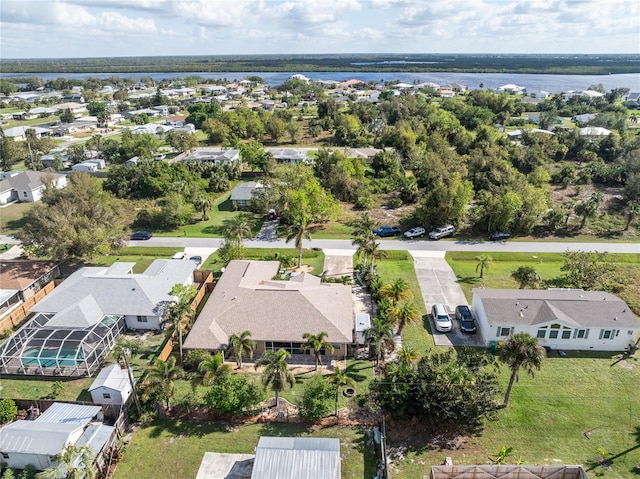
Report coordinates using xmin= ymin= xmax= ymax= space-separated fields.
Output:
xmin=404 ymin=227 xmax=426 ymax=239
xmin=432 ymin=303 xmax=452 ymax=333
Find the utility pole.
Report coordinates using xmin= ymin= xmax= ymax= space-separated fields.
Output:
xmin=122 ymin=349 xmax=142 ymax=417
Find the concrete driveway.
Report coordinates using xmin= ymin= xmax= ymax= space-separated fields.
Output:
xmin=409 ymin=250 xmax=483 ymax=348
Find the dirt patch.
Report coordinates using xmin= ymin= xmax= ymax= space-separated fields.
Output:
xmin=288 ymin=264 xmax=314 ymax=273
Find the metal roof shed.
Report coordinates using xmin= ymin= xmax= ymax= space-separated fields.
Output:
xmin=251 ymin=437 xmax=340 ymax=479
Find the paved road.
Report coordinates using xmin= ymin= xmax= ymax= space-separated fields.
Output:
xmin=131 ymin=236 xmax=640 ymax=254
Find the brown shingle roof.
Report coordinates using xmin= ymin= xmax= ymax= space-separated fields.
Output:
xmin=184 ymin=260 xmax=354 ymax=350
xmin=0 ymin=260 xmax=59 ymax=291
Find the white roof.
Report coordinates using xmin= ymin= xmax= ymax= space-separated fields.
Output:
xmin=251 ymin=437 xmax=340 ymax=479
xmin=88 ymin=363 xmax=134 ymax=393
xmin=0 ymin=421 xmax=80 ymax=455
xmin=580 ymin=127 xmax=612 ymax=136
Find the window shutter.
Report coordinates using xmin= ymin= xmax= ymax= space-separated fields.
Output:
xmin=598 ymin=329 xmax=603 ymax=339
xmin=573 ymin=330 xmax=577 ymax=339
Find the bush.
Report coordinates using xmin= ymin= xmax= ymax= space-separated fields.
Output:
xmin=388 ymin=197 xmax=403 ymax=209
xmin=0 ymin=399 xmax=18 ymax=424
xmin=184 ymin=349 xmax=212 ymax=371
xmin=204 ymin=374 xmax=264 ymax=415
xmin=297 ymin=374 xmax=333 ymax=419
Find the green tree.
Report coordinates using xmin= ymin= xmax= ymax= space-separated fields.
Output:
xmin=475 ymin=255 xmax=494 ymax=279
xmin=393 ymin=301 xmax=421 ymax=336
xmin=499 ymin=332 xmax=545 ymax=406
xmin=0 ymin=398 xmax=18 ymax=423
xmin=364 ymin=317 xmax=396 ymax=367
xmin=265 ymin=116 xmax=286 ymax=142
xmin=560 ymin=250 xmax=619 ymax=291
xmin=204 ymin=374 xmax=264 ymax=415
xmin=574 ymin=192 xmax=603 ymax=229
xmin=511 ymin=266 xmax=541 ymax=289
xmin=141 ymin=356 xmax=183 ymax=409
xmin=15 ymin=173 xmax=127 ymax=261
xmin=193 ymin=192 xmax=212 ymax=221
xmin=397 ymin=346 xmax=419 ymax=367
xmin=329 ymin=369 xmax=355 ymax=418
xmin=59 ymin=108 xmax=74 ymax=123
xmin=379 ymin=278 xmax=412 ymax=306
xmin=297 ymin=374 xmax=334 ymax=419
xmin=254 ymin=349 xmax=295 ymax=407
xmin=301 ymin=331 xmax=335 ymax=371
xmin=0 ymin=129 xmax=22 ymax=170
xmin=226 ymin=330 xmax=256 ymax=369
xmin=35 ymin=444 xmax=96 ymax=479
xmin=191 ymin=352 xmax=232 ymax=390
xmin=623 ymin=201 xmax=640 ymax=231
xmin=286 ymin=217 xmax=312 ymax=268
xmin=222 ymin=215 xmax=254 ymax=248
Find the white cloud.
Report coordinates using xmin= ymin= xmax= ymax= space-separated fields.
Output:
xmin=171 ymin=0 xmax=254 ymax=27
xmin=0 ymin=0 xmax=96 ymax=27
xmin=96 ymin=11 xmax=157 ymax=33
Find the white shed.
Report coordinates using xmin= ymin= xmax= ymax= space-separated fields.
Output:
xmin=89 ymin=363 xmax=135 ymax=405
xmin=355 ymin=313 xmax=371 ymax=345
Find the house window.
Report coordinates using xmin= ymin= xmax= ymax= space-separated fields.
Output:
xmin=1 ymin=453 xmax=9 ymax=460
xmin=549 ymin=330 xmax=559 ymax=339
xmin=561 ymin=330 xmax=572 ymax=339
xmin=23 ymin=191 xmax=28 ymax=198
xmin=103 ymin=393 xmax=111 ymax=399
xmin=537 ymin=329 xmax=546 ymax=339
xmin=498 ymin=327 xmax=511 ymax=337
xmin=600 ymin=329 xmax=616 ymax=340
xmin=575 ymin=329 xmax=589 ymax=339
xmin=137 ymin=316 xmax=147 ymax=323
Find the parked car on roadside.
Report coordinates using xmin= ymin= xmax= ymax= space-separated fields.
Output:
xmin=373 ymin=225 xmax=401 ymax=237
xmin=455 ymin=305 xmax=477 ymax=333
xmin=189 ymin=255 xmax=202 ymax=266
xmin=403 ymin=227 xmax=426 ymax=239
xmin=432 ymin=303 xmax=452 ymax=333
xmin=130 ymin=231 xmax=152 ymax=240
xmin=429 ymin=225 xmax=455 ymax=240
xmin=488 ymin=231 xmax=511 ymax=241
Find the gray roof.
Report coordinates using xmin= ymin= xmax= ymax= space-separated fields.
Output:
xmin=473 ymin=289 xmax=639 ymax=329
xmin=230 ymin=181 xmax=264 ymax=201
xmin=88 ymin=363 xmax=134 ymax=392
xmin=2 ymin=171 xmax=66 ymax=193
xmin=251 ymin=437 xmax=340 ymax=479
xmin=184 ymin=260 xmax=353 ymax=350
xmin=183 ymin=148 xmax=240 ymax=163
xmin=0 ymin=421 xmax=81 ymax=455
xmin=431 ymin=465 xmax=588 ymax=479
xmin=32 ymin=259 xmax=196 ymax=319
xmin=36 ymin=402 xmax=102 ymax=424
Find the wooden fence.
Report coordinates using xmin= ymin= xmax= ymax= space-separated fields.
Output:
xmin=0 ymin=281 xmax=57 ymax=335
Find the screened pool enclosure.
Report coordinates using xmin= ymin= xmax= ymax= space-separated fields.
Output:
xmin=0 ymin=312 xmax=125 ymax=377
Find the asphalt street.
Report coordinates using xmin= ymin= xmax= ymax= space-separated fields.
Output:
xmin=128 ymin=236 xmax=640 ymax=254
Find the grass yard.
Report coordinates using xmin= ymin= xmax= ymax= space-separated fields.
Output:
xmin=445 ymin=251 xmax=640 ymax=314
xmin=0 ymin=376 xmax=94 ymax=402
xmin=90 ymin=246 xmax=182 ymax=273
xmin=375 ymin=251 xmax=434 ymax=354
xmin=202 ymin=247 xmax=325 ymax=277
xmin=113 ymin=420 xmax=377 ymax=479
xmin=0 ymin=201 xmax=35 ymax=236
xmin=389 ymin=351 xmax=640 ymax=479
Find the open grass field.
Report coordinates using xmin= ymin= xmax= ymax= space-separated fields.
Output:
xmin=90 ymin=246 xmax=182 ymax=273
xmin=112 ymin=420 xmax=377 ymax=479
xmin=0 ymin=376 xmax=94 ymax=402
xmin=445 ymin=251 xmax=640 ymax=314
xmin=201 ymin=247 xmax=325 ymax=277
xmin=0 ymin=201 xmax=35 ymax=235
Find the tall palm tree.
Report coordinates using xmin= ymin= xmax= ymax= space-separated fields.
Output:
xmin=226 ymin=330 xmax=256 ymax=369
xmin=286 ymin=217 xmax=312 ymax=268
xmin=301 ymin=331 xmax=335 ymax=371
xmin=329 ymin=369 xmax=355 ymax=418
xmin=163 ymin=299 xmax=194 ymax=365
xmin=624 ymin=201 xmax=640 ymax=231
xmin=254 ymin=349 xmax=295 ymax=407
xmin=191 ymin=352 xmax=232 ymax=390
xmin=499 ymin=332 xmax=545 ymax=406
xmin=475 ymin=254 xmax=494 ymax=279
xmin=365 ymin=240 xmax=387 ymax=274
xmin=223 ymin=215 xmax=254 ymax=247
xmin=193 ymin=192 xmax=213 ymax=221
xmin=36 ymin=444 xmax=96 ymax=479
xmin=141 ymin=356 xmax=183 ymax=409
xmin=379 ymin=278 xmax=412 ymax=306
xmin=393 ymin=301 xmax=421 ymax=335
xmin=364 ymin=317 xmax=396 ymax=367
xmin=351 ymin=214 xmax=377 ymax=272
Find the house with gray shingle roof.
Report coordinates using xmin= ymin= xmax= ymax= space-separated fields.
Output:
xmin=184 ymin=260 xmax=353 ymax=360
xmin=471 ymin=289 xmax=639 ymax=351
xmin=230 ymin=181 xmax=264 ymax=209
xmin=0 ymin=170 xmax=67 ymax=203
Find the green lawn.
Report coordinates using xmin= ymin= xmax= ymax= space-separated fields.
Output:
xmin=375 ymin=251 xmax=434 ymax=354
xmin=113 ymin=420 xmax=376 ymax=479
xmin=0 ymin=376 xmax=94 ymax=402
xmin=202 ymin=248 xmax=325 ymax=277
xmin=390 ymin=351 xmax=640 ymax=479
xmin=90 ymin=246 xmax=183 ymax=273
xmin=0 ymin=201 xmax=35 ymax=235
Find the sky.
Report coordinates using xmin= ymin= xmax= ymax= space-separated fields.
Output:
xmin=1 ymin=0 xmax=638 ymax=59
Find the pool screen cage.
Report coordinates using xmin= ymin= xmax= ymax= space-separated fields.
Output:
xmin=0 ymin=313 xmax=125 ymax=377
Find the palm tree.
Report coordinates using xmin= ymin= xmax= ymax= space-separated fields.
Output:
xmin=254 ymin=349 xmax=295 ymax=407
xmin=365 ymin=240 xmax=387 ymax=274
xmin=286 ymin=217 xmax=312 ymax=268
xmin=163 ymin=299 xmax=194 ymax=365
xmin=226 ymin=330 xmax=256 ymax=369
xmin=193 ymin=193 xmax=213 ymax=221
xmin=364 ymin=317 xmax=395 ymax=367
xmin=379 ymin=278 xmax=412 ymax=306
xmin=141 ymin=356 xmax=183 ymax=409
xmin=393 ymin=301 xmax=421 ymax=335
xmin=191 ymin=352 xmax=232 ymax=390
xmin=329 ymin=369 xmax=355 ymax=418
xmin=475 ymin=254 xmax=494 ymax=279
xmin=511 ymin=266 xmax=541 ymax=289
xmin=36 ymin=444 xmax=96 ymax=479
xmin=624 ymin=201 xmax=640 ymax=231
xmin=499 ymin=332 xmax=545 ymax=406
xmin=575 ymin=192 xmax=603 ymax=229
xmin=301 ymin=331 xmax=335 ymax=371
xmin=223 ymin=215 xmax=254 ymax=247
xmin=351 ymin=214 xmax=377 ymax=272
xmin=397 ymin=345 xmax=419 ymax=367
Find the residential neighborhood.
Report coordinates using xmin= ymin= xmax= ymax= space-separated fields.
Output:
xmin=0 ymin=67 xmax=639 ymax=479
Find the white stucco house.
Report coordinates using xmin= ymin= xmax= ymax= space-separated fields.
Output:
xmin=471 ymin=289 xmax=640 ymax=352
xmin=89 ymin=363 xmax=135 ymax=406
xmin=0 ymin=171 xmax=67 ymax=204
